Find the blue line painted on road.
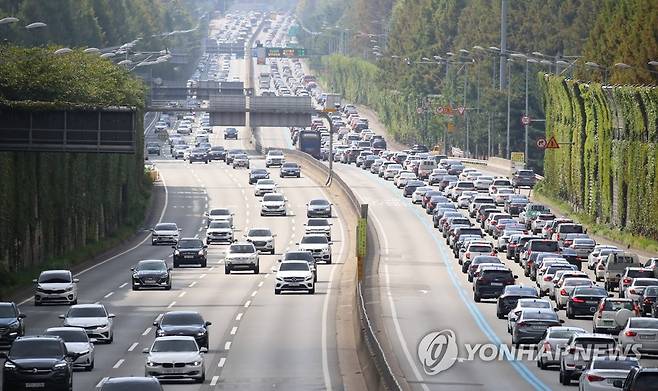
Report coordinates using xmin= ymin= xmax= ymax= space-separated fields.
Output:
xmin=352 ymin=166 xmax=551 ymax=391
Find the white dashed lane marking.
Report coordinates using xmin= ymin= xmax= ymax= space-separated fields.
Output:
xmin=128 ymin=342 xmax=139 ymax=352
xmin=218 ymin=358 xmax=226 ymax=368
xmin=112 ymin=359 xmax=124 ymax=369
xmin=142 ymin=327 xmax=152 ymax=336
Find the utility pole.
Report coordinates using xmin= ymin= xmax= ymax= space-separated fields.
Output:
xmin=499 ymin=0 xmax=508 ymax=90
xmin=506 ymin=59 xmax=511 ymax=159
xmin=524 ymin=59 xmax=529 ymax=164
xmin=463 ymin=64 xmax=469 ymax=157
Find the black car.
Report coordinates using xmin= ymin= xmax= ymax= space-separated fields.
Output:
xmin=224 ymin=127 xmax=238 ymax=140
xmin=131 ymin=260 xmax=171 ymax=290
xmin=100 ymin=377 xmax=163 ymax=391
xmin=613 ymin=367 xmax=658 ymax=390
xmin=146 ymin=142 xmax=161 ymax=156
xmin=153 ymin=311 xmax=211 ymax=349
xmin=512 ymin=169 xmax=536 ymax=188
xmin=1 ymin=335 xmax=80 ymax=391
xmin=410 ymin=144 xmax=429 ymax=154
xmin=473 ymin=267 xmax=518 ymax=302
xmin=640 ymin=285 xmax=658 ymax=316
xmin=403 ymin=180 xmax=425 ymax=198
xmin=280 ymin=162 xmax=301 ymax=178
xmin=172 ymin=238 xmax=208 ymax=268
xmin=208 ymin=146 xmax=226 ymax=161
xmin=188 ymin=148 xmax=208 ymax=164
xmin=249 ymin=168 xmax=270 ymax=184
xmin=566 ymin=286 xmax=608 ymax=318
xmin=496 ymin=285 xmax=539 ymax=318
xmin=0 ymin=302 xmax=26 ymax=346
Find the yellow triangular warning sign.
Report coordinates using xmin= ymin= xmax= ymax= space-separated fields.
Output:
xmin=546 ymin=136 xmax=560 ymax=149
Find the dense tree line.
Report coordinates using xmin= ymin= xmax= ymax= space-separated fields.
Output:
xmin=299 ymin=0 xmax=657 ymax=171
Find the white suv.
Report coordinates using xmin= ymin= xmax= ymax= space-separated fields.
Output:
xmin=298 ymin=234 xmax=332 ymax=264
xmin=265 ymin=150 xmax=285 ymax=167
xmin=260 ymin=193 xmax=287 ymax=216
xmin=34 ymin=270 xmax=79 ymax=306
xmin=275 ymin=261 xmax=315 ymax=294
xmin=224 ymin=242 xmax=259 ymax=274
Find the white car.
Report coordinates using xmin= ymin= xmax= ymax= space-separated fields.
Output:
xmin=383 ymin=164 xmax=403 ymax=180
xmin=489 ymin=178 xmax=514 ymax=194
xmin=205 ymin=221 xmax=233 ymax=244
xmin=245 ymin=228 xmax=276 ymax=254
xmin=394 ymin=171 xmax=416 ymax=188
xmin=254 ymin=179 xmax=277 ymax=196
xmin=623 ymin=277 xmax=658 ymax=301
xmin=578 ymin=356 xmax=639 ymax=391
xmin=457 ymin=191 xmax=479 ymax=209
xmin=555 ymin=277 xmax=596 ymax=309
xmin=304 ymin=218 xmax=332 ymax=240
xmin=275 ymin=260 xmax=315 ymax=294
xmin=265 ymin=150 xmax=285 ymax=167
xmin=33 ymin=269 xmax=79 ymax=306
xmin=206 ymin=208 xmax=233 ymax=227
xmin=154 ymin=121 xmax=167 ymax=133
xmin=144 ymin=336 xmax=206 ymax=383
xmin=617 ymin=317 xmax=658 ymax=353
xmin=45 ymin=327 xmax=95 ymax=371
xmin=60 ymin=304 xmax=115 ymax=343
xmin=588 ymin=245 xmax=619 ymax=270
xmin=260 ymin=193 xmax=287 ymax=216
xmin=298 ymin=234 xmax=332 ymax=264
xmin=224 ymin=242 xmax=259 ymax=274
xmin=494 ymin=188 xmax=516 ymax=205
xmin=412 ymin=186 xmax=434 ymax=204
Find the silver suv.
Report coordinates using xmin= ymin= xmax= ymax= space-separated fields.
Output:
xmin=33 ymin=270 xmax=78 ymax=306
xmin=225 ymin=242 xmax=259 ymax=274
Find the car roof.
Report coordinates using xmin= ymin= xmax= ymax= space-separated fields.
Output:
xmin=70 ymin=303 xmax=105 ymax=309
xmin=45 ymin=326 xmax=87 ymax=334
xmin=153 ymin=335 xmax=197 ymax=342
xmin=104 ymin=377 xmax=160 ymax=385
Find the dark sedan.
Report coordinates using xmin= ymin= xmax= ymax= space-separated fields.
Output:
xmin=172 ymin=238 xmax=207 ymax=268
xmin=208 ymin=146 xmax=226 ymax=161
xmin=153 ymin=311 xmax=211 ymax=349
xmin=0 ymin=302 xmax=25 ymax=347
xmin=131 ymin=260 xmax=171 ymax=290
xmin=224 ymin=127 xmax=238 ymax=140
xmin=640 ymin=285 xmax=658 ymax=316
xmin=403 ymin=180 xmax=426 ymax=198
xmin=249 ymin=168 xmax=270 ymax=184
xmin=496 ymin=285 xmax=539 ymax=319
xmin=280 ymin=162 xmax=301 ymax=178
xmin=566 ymin=286 xmax=609 ymax=318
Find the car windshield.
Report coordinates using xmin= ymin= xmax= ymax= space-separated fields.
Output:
xmin=211 ymin=147 xmax=225 ymax=151
xmin=591 ymin=358 xmax=638 ymax=370
xmin=258 ymin=180 xmax=275 ymax=185
xmin=68 ymin=306 xmax=106 ymax=318
xmin=473 ymin=256 xmax=500 ymax=264
xmin=310 ymin=199 xmax=329 ymax=206
xmin=178 ymin=239 xmax=203 ymax=248
xmin=151 ymin=339 xmax=198 ymax=352
xmin=46 ymin=329 xmax=88 ymax=343
xmin=550 ymin=329 xmax=583 ymax=339
xmin=248 ymin=229 xmax=271 ymax=236
xmin=263 ymin=194 xmax=284 ymax=202
xmin=209 ymin=221 xmax=231 ymax=229
xmin=0 ymin=304 xmax=16 ymax=318
xmin=628 ymin=269 xmax=654 ymax=278
xmin=644 ymin=287 xmax=658 ymax=296
xmin=635 ymin=279 xmax=658 ymax=286
xmin=161 ymin=313 xmax=203 ymax=326
xmin=524 ymin=312 xmax=558 ymax=321
xmin=252 ymin=169 xmax=267 ymax=175
xmin=137 ymin=261 xmax=166 ymax=271
xmin=302 ymin=236 xmax=327 ymax=244
xmin=210 ymin=209 xmax=229 ymax=216
xmin=564 ymin=279 xmax=592 ymax=286
xmin=507 ymin=287 xmax=538 ymax=296
xmin=307 ymin=219 xmax=329 ymax=227
xmin=469 ymin=245 xmax=493 ymax=252
xmin=230 ymin=244 xmax=255 ymax=253
xmin=574 ymin=338 xmax=615 ymax=348
xmin=10 ymin=340 xmax=63 ymax=359
xmin=634 ymin=374 xmax=658 ymax=390
xmin=519 ymin=300 xmax=551 ymax=309
xmin=155 ymin=223 xmax=178 ymax=231
xmin=573 ymin=287 xmax=607 ymax=296
xmin=38 ymin=272 xmax=71 ymax=283
xmin=483 ymin=270 xmax=512 ymax=279
xmin=531 ymin=241 xmax=559 ymax=252
xmin=280 ymin=262 xmax=309 ymax=272
xmin=282 ymin=163 xmax=298 ymax=168
xmin=602 ymin=300 xmax=635 ymax=311
xmin=629 ymin=319 xmax=658 ymax=329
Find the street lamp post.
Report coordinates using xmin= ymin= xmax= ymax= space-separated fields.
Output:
xmin=506 ymin=58 xmax=512 ymax=159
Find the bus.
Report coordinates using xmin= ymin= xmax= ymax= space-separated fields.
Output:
xmin=298 ymin=130 xmax=321 ymax=159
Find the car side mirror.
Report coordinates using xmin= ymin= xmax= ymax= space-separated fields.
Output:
xmin=108 ymin=314 xmax=116 ymax=318
xmin=73 ymin=278 xmax=79 ymax=283
xmin=559 ymin=319 xmax=565 ymax=324
xmin=205 ymin=321 xmax=212 ymax=326
xmin=172 ymin=245 xmax=177 ymax=249
xmin=168 ymin=267 xmax=172 ymax=271
xmin=58 ymin=314 xmax=65 ymax=319
xmin=203 ymin=245 xmax=208 ymax=248
xmin=609 ymin=293 xmax=614 ymax=297
xmin=89 ymin=338 xmax=98 ymax=344
xmin=295 ymin=242 xmax=299 ymax=245
xmin=130 ymin=268 xmax=135 ymax=271
xmin=513 ymin=275 xmax=519 ymax=279
xmin=200 ymin=347 xmax=208 ymax=353
xmin=272 ymin=234 xmax=277 ymax=237
xmin=18 ymin=313 xmax=26 ymax=319
xmin=178 ymin=228 xmax=182 ymax=231
xmin=553 ymin=308 xmax=559 ymax=312
xmin=142 ymin=347 xmax=150 ymax=354
xmin=152 ymin=321 xmax=158 ymax=326
xmin=32 ymin=279 xmax=37 ymax=283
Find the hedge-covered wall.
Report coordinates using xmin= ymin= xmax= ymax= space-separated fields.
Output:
xmin=540 ymin=75 xmax=658 ymax=238
xmin=0 ymin=46 xmax=149 ymax=281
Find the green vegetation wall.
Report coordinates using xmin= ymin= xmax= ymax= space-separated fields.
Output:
xmin=540 ymin=75 xmax=658 ymax=238
xmin=0 ymin=46 xmax=149 ymax=281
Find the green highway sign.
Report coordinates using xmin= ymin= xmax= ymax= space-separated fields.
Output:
xmin=265 ymin=47 xmax=307 ymax=58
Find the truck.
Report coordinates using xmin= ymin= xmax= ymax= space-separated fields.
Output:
xmin=298 ymin=130 xmax=322 ymax=159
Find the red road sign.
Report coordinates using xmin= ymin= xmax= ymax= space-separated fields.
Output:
xmin=521 ymin=115 xmax=531 ymax=125
xmin=536 ymin=137 xmax=547 ymax=149
xmin=416 ymin=107 xmax=423 ymax=114
xmin=457 ymin=106 xmax=465 ymax=115
xmin=546 ymin=136 xmax=560 ymax=149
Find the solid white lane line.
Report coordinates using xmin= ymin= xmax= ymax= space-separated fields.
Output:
xmin=143 ymin=327 xmax=152 ymax=336
xmin=230 ymin=326 xmax=238 ymax=335
xmin=199 ymin=273 xmax=207 ymax=279
xmin=210 ymin=376 xmax=219 ymax=386
xmin=18 ymin=174 xmax=170 ymax=307
xmin=235 ymin=313 xmax=243 ymax=321
xmin=244 ymin=300 xmax=251 ymax=308
xmin=128 ymin=342 xmax=139 ymax=352
xmin=178 ymin=291 xmax=187 ymax=298
xmin=113 ymin=359 xmax=124 ymax=369
xmin=258 ymin=281 xmax=264 ymax=288
xmin=251 ymin=290 xmax=258 ymax=297
xmin=218 ymin=357 xmax=226 ymax=368
xmin=119 ymin=282 xmax=128 ymax=288
xmin=104 ymin=292 xmax=114 ymax=299
xmin=96 ymin=377 xmax=109 ymax=388
xmin=224 ymin=341 xmax=231 ymax=350
xmin=167 ymin=301 xmax=176 ymax=308
xmin=210 ymin=266 xmax=215 ymax=271
xmin=189 ymin=281 xmax=197 ymax=287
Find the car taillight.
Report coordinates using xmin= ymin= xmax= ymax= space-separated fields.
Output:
xmin=465 ymin=252 xmax=471 ymax=259
xmin=543 ymin=342 xmax=551 ymax=352
xmin=598 ymin=263 xmax=605 ymax=270
xmin=586 ymin=374 xmax=605 ymax=382
xmin=572 ymin=297 xmax=585 ymax=303
xmin=568 ymin=347 xmax=576 ymax=354
xmin=625 ymin=330 xmax=637 ymax=337
xmin=517 ymin=321 xmax=526 ymax=327
xmin=623 ymin=277 xmax=632 ymax=284
xmin=491 ymin=220 xmax=497 ymax=225
xmin=560 ymin=289 xmax=567 ymax=296
xmin=629 ymin=289 xmax=637 ymax=294
xmin=645 ymin=298 xmax=653 ymax=304
xmin=544 ymin=275 xmax=553 ymax=281
xmin=490 ymin=252 xmax=497 ymax=256
xmin=564 ymin=240 xmax=572 ymax=246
